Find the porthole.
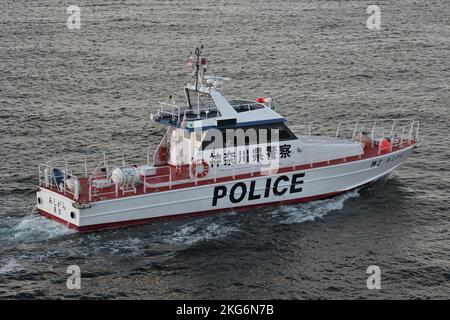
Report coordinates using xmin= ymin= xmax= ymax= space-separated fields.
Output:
xmin=70 ymin=212 xmax=76 ymax=219
xmin=37 ymin=197 xmax=42 ymax=204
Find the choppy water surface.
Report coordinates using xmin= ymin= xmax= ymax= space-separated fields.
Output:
xmin=0 ymin=0 xmax=449 ymax=299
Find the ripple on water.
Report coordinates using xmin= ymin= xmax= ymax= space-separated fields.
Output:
xmin=164 ymin=221 xmax=240 ymax=246
xmin=7 ymin=214 xmax=74 ymax=245
xmin=0 ymin=258 xmax=23 ymax=275
xmin=275 ymin=190 xmax=361 ymax=224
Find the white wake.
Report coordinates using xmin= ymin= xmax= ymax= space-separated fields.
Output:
xmin=276 ymin=190 xmax=360 ymax=224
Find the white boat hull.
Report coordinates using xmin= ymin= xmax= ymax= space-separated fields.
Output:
xmin=36 ymin=144 xmax=416 ymax=231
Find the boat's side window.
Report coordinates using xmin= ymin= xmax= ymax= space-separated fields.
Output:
xmin=253 ymin=123 xmax=298 ymax=143
xmin=200 ymin=131 xmax=218 ymax=150
xmin=277 ymin=124 xmax=297 ymax=141
xmin=200 ymin=123 xmax=297 ymax=150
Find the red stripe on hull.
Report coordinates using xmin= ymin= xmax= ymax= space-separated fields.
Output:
xmin=36 ymin=209 xmax=79 ymax=231
xmin=36 ymin=189 xmax=353 ymax=232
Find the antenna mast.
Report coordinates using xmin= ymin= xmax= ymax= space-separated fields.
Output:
xmin=189 ymin=45 xmax=207 ymax=91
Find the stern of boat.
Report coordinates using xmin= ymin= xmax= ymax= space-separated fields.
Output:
xmin=36 ymin=186 xmax=81 ymax=230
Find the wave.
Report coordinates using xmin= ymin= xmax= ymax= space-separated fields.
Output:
xmin=276 ymin=190 xmax=361 ymax=224
xmin=0 ymin=258 xmax=23 ymax=275
xmin=164 ymin=221 xmax=239 ymax=245
xmin=7 ymin=213 xmax=74 ymax=245
xmin=78 ymin=235 xmax=145 ymax=257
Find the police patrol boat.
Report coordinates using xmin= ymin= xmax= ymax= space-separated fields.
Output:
xmin=35 ymin=46 xmax=419 ymax=231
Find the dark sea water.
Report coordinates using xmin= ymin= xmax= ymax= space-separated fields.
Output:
xmin=0 ymin=0 xmax=449 ymax=299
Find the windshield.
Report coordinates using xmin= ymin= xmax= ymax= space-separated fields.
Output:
xmin=185 ymin=88 xmax=216 ymax=110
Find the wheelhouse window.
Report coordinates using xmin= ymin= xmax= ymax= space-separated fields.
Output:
xmin=201 ymin=123 xmax=297 ymax=150
xmin=185 ymin=89 xmax=216 ymax=110
xmin=228 ymin=100 xmax=265 ymax=113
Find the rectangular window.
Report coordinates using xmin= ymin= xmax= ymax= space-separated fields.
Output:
xmin=200 ymin=123 xmax=297 ymax=150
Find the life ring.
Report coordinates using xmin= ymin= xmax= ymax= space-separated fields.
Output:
xmin=191 ymin=159 xmax=209 ymax=178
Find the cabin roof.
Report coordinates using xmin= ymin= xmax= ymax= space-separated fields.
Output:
xmin=154 ymin=86 xmax=286 ymax=131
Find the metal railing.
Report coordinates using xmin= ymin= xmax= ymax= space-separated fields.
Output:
xmin=141 ymin=161 xmax=277 ymax=192
xmin=291 ymin=118 xmax=419 ymax=145
xmin=39 ymin=162 xmax=79 ymax=200
xmin=39 ymin=149 xmax=149 ymax=201
xmin=151 ymin=127 xmax=170 ymax=166
xmin=290 ymin=118 xmax=419 ymax=161
xmin=142 ymin=165 xmax=173 ymax=192
xmin=157 ymin=101 xmax=220 ymax=124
